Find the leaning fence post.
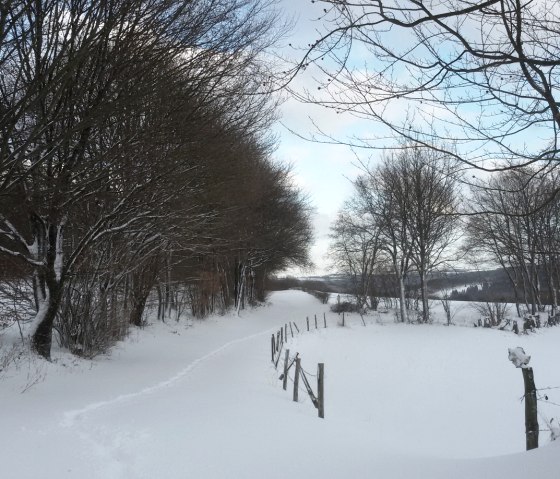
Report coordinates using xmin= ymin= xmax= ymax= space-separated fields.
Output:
xmin=293 ymin=321 xmax=300 ymax=333
xmin=271 ymin=334 xmax=275 ymax=362
xmin=283 ymin=349 xmax=290 ymax=391
xmin=318 ymin=363 xmax=324 ymax=419
xmin=508 ymin=347 xmax=539 ymax=450
xmin=293 ymin=357 xmax=301 ymax=402
xmin=289 ymin=322 xmax=294 ymax=338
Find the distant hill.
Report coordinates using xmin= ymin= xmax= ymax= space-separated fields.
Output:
xmin=268 ymin=268 xmax=520 ymax=303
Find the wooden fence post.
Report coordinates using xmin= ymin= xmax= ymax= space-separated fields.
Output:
xmin=318 ymin=363 xmax=324 ymax=419
xmin=342 ymin=312 xmax=345 ymax=327
xmin=283 ymin=349 xmax=290 ymax=391
xmin=324 ymin=313 xmax=327 ymax=328
xmin=293 ymin=321 xmax=300 ymax=333
xmin=508 ymin=347 xmax=539 ymax=450
xmin=281 ymin=327 xmax=284 ymax=345
xmin=314 ymin=314 xmax=318 ymax=329
xmin=271 ymin=334 xmax=275 ymax=362
xmin=306 ymin=316 xmax=309 ymax=331
xmin=522 ymin=367 xmax=539 ymax=450
xmin=289 ymin=322 xmax=294 ymax=338
xmin=285 ymin=323 xmax=288 ymax=341
xmin=274 ymin=340 xmax=283 ymax=369
xmin=293 ymin=357 xmax=301 ymax=402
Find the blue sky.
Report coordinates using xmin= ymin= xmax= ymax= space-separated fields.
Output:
xmin=273 ymin=0 xmax=368 ymax=275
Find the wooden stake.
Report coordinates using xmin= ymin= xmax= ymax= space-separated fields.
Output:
xmin=318 ymin=363 xmax=325 ymax=419
xmin=274 ymin=342 xmax=283 ymax=369
xmin=293 ymin=321 xmax=300 ymax=333
xmin=306 ymin=316 xmax=309 ymax=331
xmin=285 ymin=323 xmax=288 ymax=341
xmin=522 ymin=367 xmax=539 ymax=450
xmin=314 ymin=314 xmax=317 ymax=329
xmin=271 ymin=334 xmax=275 ymax=362
xmin=281 ymin=327 xmax=284 ymax=345
xmin=293 ymin=357 xmax=301 ymax=402
xmin=283 ymin=349 xmax=290 ymax=391
xmin=324 ymin=312 xmax=327 ymax=328
xmin=289 ymin=322 xmax=294 ymax=338
xmin=342 ymin=312 xmax=345 ymax=327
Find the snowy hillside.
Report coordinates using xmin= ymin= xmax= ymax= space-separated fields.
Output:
xmin=1 ymin=290 xmax=559 ymax=478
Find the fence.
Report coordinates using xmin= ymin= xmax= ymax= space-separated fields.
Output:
xmin=269 ymin=310 xmax=383 ymax=418
xmin=270 ymin=315 xmax=329 ymax=419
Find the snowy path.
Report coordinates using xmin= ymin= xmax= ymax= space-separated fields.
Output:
xmin=2 ymin=292 xmax=311 ymax=478
xmin=62 ymin=328 xmax=275 ymax=425
xmin=2 ymin=291 xmax=560 ymax=478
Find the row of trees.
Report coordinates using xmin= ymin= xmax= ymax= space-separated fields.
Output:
xmin=330 ymin=148 xmax=560 ymax=321
xmin=467 ymin=168 xmax=560 ymax=316
xmin=329 ymin=146 xmax=460 ymax=322
xmin=0 ymin=0 xmax=312 ymax=359
xmin=297 ymin=1 xmax=560 ymax=322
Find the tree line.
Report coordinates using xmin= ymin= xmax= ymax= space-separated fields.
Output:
xmin=281 ymin=1 xmax=560 ymax=323
xmin=0 ymin=0 xmax=312 ymax=359
xmin=329 ymin=147 xmax=560 ymax=323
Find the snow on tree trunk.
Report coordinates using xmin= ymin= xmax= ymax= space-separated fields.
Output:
xmin=399 ymin=275 xmax=408 ymax=323
xmin=29 ymin=219 xmax=66 ymax=359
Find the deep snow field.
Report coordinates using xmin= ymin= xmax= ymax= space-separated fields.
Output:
xmin=1 ymin=290 xmax=559 ymax=478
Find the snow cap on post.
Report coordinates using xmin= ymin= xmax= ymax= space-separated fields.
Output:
xmin=508 ymin=347 xmax=531 ymax=368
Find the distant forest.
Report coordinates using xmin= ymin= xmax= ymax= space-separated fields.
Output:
xmin=267 ymin=268 xmax=540 ymax=304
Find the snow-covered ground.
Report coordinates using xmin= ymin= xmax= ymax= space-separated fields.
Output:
xmin=1 ymin=290 xmax=559 ymax=478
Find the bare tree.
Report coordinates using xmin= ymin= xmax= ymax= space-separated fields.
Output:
xmin=339 ymin=145 xmax=460 ymax=322
xmin=0 ymin=0 xmax=287 ymax=358
xmin=399 ymin=147 xmax=461 ymax=322
xmin=467 ymin=167 xmax=560 ymax=315
xmin=353 ymin=159 xmax=414 ymax=322
xmin=289 ymin=0 xmax=560 ymax=201
xmin=329 ymin=198 xmax=383 ymax=310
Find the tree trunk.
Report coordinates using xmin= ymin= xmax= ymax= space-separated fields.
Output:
xmin=419 ymin=270 xmax=429 ymax=322
xmin=31 ymin=280 xmax=63 ymax=360
xmin=129 ymin=295 xmax=148 ymax=327
xmin=30 ymin=219 xmax=66 ymax=359
xmin=399 ymin=275 xmax=408 ymax=322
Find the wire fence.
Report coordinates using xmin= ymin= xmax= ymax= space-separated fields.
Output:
xmin=270 ymin=315 xmax=329 ymax=419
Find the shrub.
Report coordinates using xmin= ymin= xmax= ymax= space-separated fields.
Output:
xmin=330 ymin=301 xmax=361 ymax=313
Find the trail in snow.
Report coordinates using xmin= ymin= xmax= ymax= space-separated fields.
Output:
xmin=62 ymin=327 xmax=278 ymax=426
xmin=3 ymin=291 xmax=560 ymax=479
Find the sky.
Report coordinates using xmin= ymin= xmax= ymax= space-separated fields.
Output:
xmin=273 ymin=0 xmax=368 ymax=276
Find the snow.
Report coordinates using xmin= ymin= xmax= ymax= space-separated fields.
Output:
xmin=508 ymin=347 xmax=531 ymax=368
xmin=1 ymin=290 xmax=560 ymax=478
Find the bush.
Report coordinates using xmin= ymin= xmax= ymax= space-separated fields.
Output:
xmin=303 ymin=289 xmax=329 ymax=304
xmin=472 ymin=301 xmax=509 ymax=327
xmin=330 ymin=301 xmax=361 ymax=313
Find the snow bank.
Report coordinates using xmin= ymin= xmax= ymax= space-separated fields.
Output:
xmin=1 ymin=290 xmax=559 ymax=478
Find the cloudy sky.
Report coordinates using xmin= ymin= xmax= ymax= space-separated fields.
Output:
xmin=272 ymin=0 xmax=369 ymax=276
